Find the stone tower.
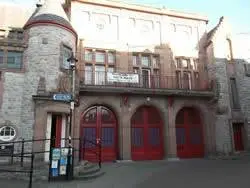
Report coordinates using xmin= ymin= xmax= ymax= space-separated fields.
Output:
xmin=20 ymin=0 xmax=77 ymax=141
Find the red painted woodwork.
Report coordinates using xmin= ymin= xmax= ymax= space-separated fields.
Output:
xmin=81 ymin=106 xmax=117 ymax=162
xmin=131 ymin=106 xmax=164 ymax=161
xmin=233 ymin=123 xmax=244 ymax=151
xmin=55 ymin=115 xmax=62 ymax=148
xmin=176 ymin=107 xmax=204 ymax=158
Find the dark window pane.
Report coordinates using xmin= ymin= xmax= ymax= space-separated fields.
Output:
xmin=176 ymin=127 xmax=185 ymax=145
xmin=10 ymin=130 xmax=15 ymax=136
xmin=176 ymin=109 xmax=185 ymax=124
xmin=183 ymin=71 xmax=191 ymax=89
xmin=7 ymin=51 xmax=22 ymax=69
xmin=131 ymin=108 xmax=144 ymax=124
xmin=7 ymin=57 xmax=15 ymax=64
xmin=101 ymin=127 xmax=114 ymax=147
xmin=188 ymin=108 xmax=200 ymax=124
xmin=101 ymin=108 xmax=114 ymax=123
xmin=149 ymin=127 xmax=160 ymax=146
xmin=230 ymin=78 xmax=240 ymax=109
xmin=8 ymin=31 xmax=15 ymax=39
xmin=132 ymin=127 xmax=143 ymax=147
xmin=0 ymin=130 xmax=4 ymax=136
xmin=142 ymin=69 xmax=150 ymax=88
xmin=83 ymin=127 xmax=96 ymax=148
xmin=148 ymin=107 xmax=161 ymax=124
xmin=62 ymin=46 xmax=72 ymax=69
xmin=83 ymin=108 xmax=97 ymax=123
xmin=0 ymin=57 xmax=3 ymax=64
xmin=5 ymin=127 xmax=10 ymax=136
xmin=0 ymin=50 xmax=3 ymax=65
xmin=190 ymin=128 xmax=201 ymax=145
xmin=17 ymin=31 xmax=23 ymax=40
xmin=176 ymin=71 xmax=181 ymax=88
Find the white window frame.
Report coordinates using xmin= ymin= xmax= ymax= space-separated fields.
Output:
xmin=62 ymin=46 xmax=72 ymax=69
xmin=133 ymin=55 xmax=139 ymax=66
xmin=0 ymin=126 xmax=16 ymax=142
xmin=108 ymin=52 xmax=115 ymax=64
xmin=7 ymin=51 xmax=23 ymax=69
xmin=85 ymin=65 xmax=93 ymax=85
xmin=84 ymin=50 xmax=93 ymax=62
xmin=95 ymin=65 xmax=105 ymax=85
xmin=141 ymin=56 xmax=150 ymax=67
xmin=95 ymin=51 xmax=105 ymax=63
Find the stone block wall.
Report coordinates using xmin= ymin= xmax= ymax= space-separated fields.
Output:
xmin=19 ymin=25 xmax=75 ymax=144
xmin=235 ymin=60 xmax=250 ymax=150
xmin=207 ymin=58 xmax=232 ymax=153
xmin=0 ymin=73 xmax=24 ymax=138
xmin=0 ymin=24 xmax=76 ymax=156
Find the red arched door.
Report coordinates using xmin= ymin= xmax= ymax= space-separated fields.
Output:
xmin=131 ymin=106 xmax=164 ymax=161
xmin=176 ymin=107 xmax=204 ymax=158
xmin=81 ymin=106 xmax=117 ymax=162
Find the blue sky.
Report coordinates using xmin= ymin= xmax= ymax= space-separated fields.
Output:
xmin=3 ymin=0 xmax=250 ymax=33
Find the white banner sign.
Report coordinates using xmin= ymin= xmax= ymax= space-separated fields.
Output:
xmin=107 ymin=72 xmax=139 ymax=83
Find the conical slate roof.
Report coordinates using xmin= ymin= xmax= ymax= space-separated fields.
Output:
xmin=24 ymin=0 xmax=76 ymax=36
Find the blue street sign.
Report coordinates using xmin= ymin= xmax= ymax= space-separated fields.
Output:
xmin=53 ymin=94 xmax=72 ymax=102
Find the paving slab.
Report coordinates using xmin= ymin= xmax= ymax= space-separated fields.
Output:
xmin=0 ymin=158 xmax=250 ymax=188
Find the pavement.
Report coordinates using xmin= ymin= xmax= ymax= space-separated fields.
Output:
xmin=0 ymin=157 xmax=250 ymax=188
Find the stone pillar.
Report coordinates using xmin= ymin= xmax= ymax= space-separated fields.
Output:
xmin=119 ymin=107 xmax=131 ymax=160
xmin=167 ymin=98 xmax=177 ymax=158
xmin=163 ymin=106 xmax=169 ymax=159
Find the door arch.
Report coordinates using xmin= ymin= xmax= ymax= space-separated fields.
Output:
xmin=81 ymin=106 xmax=118 ymax=162
xmin=175 ymin=107 xmax=204 ymax=158
xmin=131 ymin=106 xmax=164 ymax=161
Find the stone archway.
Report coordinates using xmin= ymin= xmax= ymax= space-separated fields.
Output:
xmin=81 ymin=105 xmax=118 ymax=162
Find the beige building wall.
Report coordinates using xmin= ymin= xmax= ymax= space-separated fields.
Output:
xmin=71 ymin=0 xmax=207 ymax=58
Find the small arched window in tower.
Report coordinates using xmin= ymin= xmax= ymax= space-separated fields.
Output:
xmin=226 ymin=39 xmax=233 ymax=61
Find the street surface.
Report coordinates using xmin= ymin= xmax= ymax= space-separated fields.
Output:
xmin=0 ymin=157 xmax=249 ymax=188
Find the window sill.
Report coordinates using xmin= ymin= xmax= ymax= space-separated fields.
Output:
xmin=232 ymin=108 xmax=241 ymax=111
xmin=0 ymin=68 xmax=25 ymax=73
xmin=95 ymin=62 xmax=105 ymax=65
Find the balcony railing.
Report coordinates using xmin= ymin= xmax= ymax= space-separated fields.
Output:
xmin=80 ymin=71 xmax=212 ymax=91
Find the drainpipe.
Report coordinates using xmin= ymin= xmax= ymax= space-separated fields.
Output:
xmin=67 ymin=52 xmax=78 ymax=179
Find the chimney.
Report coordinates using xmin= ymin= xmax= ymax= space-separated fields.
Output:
xmin=36 ymin=0 xmax=44 ymax=7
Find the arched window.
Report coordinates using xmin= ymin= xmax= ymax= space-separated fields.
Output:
xmin=0 ymin=126 xmax=16 ymax=142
